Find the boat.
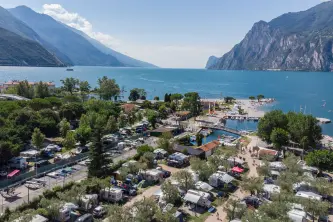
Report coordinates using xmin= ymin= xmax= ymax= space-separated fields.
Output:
xmin=66 ymin=68 xmax=74 ymax=71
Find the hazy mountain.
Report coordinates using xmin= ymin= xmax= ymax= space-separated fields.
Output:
xmin=0 ymin=6 xmax=71 ymax=65
xmin=70 ymin=28 xmax=157 ymax=68
xmin=207 ymin=1 xmax=333 ymax=72
xmin=10 ymin=6 xmax=122 ymax=67
xmin=0 ymin=27 xmax=64 ymax=67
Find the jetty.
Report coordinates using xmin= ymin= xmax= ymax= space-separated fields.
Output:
xmin=195 ymin=120 xmax=242 ymax=136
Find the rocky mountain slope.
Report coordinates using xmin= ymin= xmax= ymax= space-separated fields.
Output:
xmin=0 ymin=27 xmax=65 ymax=66
xmin=206 ymin=1 xmax=333 ymax=72
xmin=9 ymin=6 xmax=122 ymax=67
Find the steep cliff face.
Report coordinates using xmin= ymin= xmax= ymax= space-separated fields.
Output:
xmin=207 ymin=1 xmax=333 ymax=71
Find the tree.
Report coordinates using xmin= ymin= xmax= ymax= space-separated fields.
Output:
xmin=136 ymin=111 xmax=143 ymax=122
xmin=241 ymin=176 xmax=263 ymax=196
xmin=300 ymin=198 xmax=330 ymax=222
xmin=88 ymin=127 xmax=112 ymax=177
xmin=182 ymin=92 xmax=201 ymax=116
xmin=224 ymin=198 xmax=247 ymax=221
xmin=270 ymin=128 xmax=289 ymax=150
xmin=190 ymin=157 xmax=214 ymax=181
xmin=173 ymin=170 xmax=194 ymax=191
xmin=34 ymin=81 xmax=50 ymax=98
xmin=107 ymin=204 xmax=129 ymax=222
xmin=118 ymin=113 xmax=128 ymax=128
xmin=59 ymin=118 xmax=71 ymax=138
xmin=157 ymin=132 xmax=173 ymax=153
xmin=161 ymin=180 xmax=180 ymax=204
xmin=131 ymin=198 xmax=158 ymax=222
xmin=257 ymin=94 xmax=265 ymax=102
xmin=129 ymin=88 xmax=140 ymax=101
xmin=170 ymin=93 xmax=183 ymax=108
xmin=62 ymin=131 xmax=76 ymax=150
xmin=104 ymin=116 xmax=118 ymax=134
xmin=59 ymin=103 xmax=85 ymax=121
xmin=146 ymin=109 xmax=158 ymax=128
xmin=29 ymin=98 xmax=52 ymax=111
xmin=61 ymin=77 xmax=79 ymax=95
xmin=32 ymin=128 xmax=45 ymax=150
xmin=158 ymin=104 xmax=168 ymax=119
xmin=16 ymin=80 xmax=34 ymax=99
xmin=140 ymin=152 xmax=155 ymax=169
xmin=286 ymin=112 xmax=322 ymax=148
xmin=75 ymin=125 xmax=91 ymax=146
xmin=164 ymin=93 xmax=171 ymax=102
xmin=196 ymin=133 xmax=204 ymax=146
xmin=137 ymin=145 xmax=154 ymax=155
xmin=98 ymin=76 xmax=120 ymax=100
xmin=79 ymin=114 xmax=90 ymax=127
xmin=79 ymin=81 xmax=91 ymax=101
xmin=258 ymin=200 xmax=292 ymax=222
xmin=311 ymin=178 xmax=333 ymax=196
xmin=224 ymin=96 xmax=235 ymax=103
xmin=249 ymin=96 xmax=256 ymax=101
xmin=305 ymin=150 xmax=333 ymax=171
xmin=154 ymin=96 xmax=159 ymax=101
xmin=258 ymin=110 xmax=288 ymax=142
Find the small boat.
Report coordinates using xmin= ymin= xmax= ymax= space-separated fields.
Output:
xmin=66 ymin=68 xmax=74 ymax=71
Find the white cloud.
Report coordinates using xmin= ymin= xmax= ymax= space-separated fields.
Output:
xmin=42 ymin=4 xmax=224 ymax=68
xmin=42 ymin=4 xmax=120 ymax=48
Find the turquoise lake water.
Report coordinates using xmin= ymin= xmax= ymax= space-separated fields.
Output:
xmin=0 ymin=66 xmax=332 ymax=135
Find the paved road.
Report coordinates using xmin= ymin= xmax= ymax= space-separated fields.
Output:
xmin=0 ymin=149 xmax=138 ymax=213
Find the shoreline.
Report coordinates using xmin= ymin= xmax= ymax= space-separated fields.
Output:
xmin=201 ymin=98 xmax=275 ymax=118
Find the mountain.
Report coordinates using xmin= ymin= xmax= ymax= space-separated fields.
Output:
xmin=206 ymin=1 xmax=333 ymax=72
xmin=0 ymin=27 xmax=64 ymax=66
xmin=205 ymin=56 xmax=219 ymax=69
xmin=9 ymin=6 xmax=122 ymax=67
xmin=70 ymin=28 xmax=157 ymax=68
xmin=0 ymin=6 xmax=71 ymax=65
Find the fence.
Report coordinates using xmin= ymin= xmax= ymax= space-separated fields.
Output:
xmin=0 ymin=168 xmax=88 ymax=214
xmin=0 ymin=153 xmax=90 ymax=189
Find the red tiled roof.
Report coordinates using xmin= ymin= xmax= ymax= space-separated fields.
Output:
xmin=121 ymin=104 xmax=137 ymax=113
xmin=199 ymin=140 xmax=220 ymax=152
xmin=259 ymin=149 xmax=278 ymax=156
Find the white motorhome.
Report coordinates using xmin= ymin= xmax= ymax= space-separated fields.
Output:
xmin=209 ymin=171 xmax=234 ymax=188
xmin=183 ymin=189 xmax=211 ymax=208
xmin=81 ymin=194 xmax=99 ymax=210
xmin=295 ymin=191 xmax=322 ymax=201
xmin=100 ymin=187 xmax=123 ymax=202
xmin=8 ymin=157 xmax=27 ymax=169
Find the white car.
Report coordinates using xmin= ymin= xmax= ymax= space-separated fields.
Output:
xmin=45 ymin=144 xmax=62 ymax=152
xmin=47 ymin=171 xmax=60 ymax=178
xmin=0 ymin=171 xmax=7 ymax=177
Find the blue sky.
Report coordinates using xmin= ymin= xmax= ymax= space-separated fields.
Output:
xmin=0 ymin=0 xmax=325 ymax=68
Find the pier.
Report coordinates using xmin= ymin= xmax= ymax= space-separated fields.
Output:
xmin=196 ymin=120 xmax=242 ymax=136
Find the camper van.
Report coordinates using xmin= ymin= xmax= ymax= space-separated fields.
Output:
xmin=8 ymin=157 xmax=27 ymax=169
xmin=100 ymin=187 xmax=123 ymax=202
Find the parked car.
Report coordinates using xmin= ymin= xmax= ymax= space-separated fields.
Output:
xmin=318 ymin=173 xmax=332 ymax=183
xmin=75 ymin=213 xmax=93 ymax=222
xmin=93 ymin=206 xmax=106 ymax=218
xmin=35 ymin=160 xmax=50 ymax=168
xmin=0 ymin=171 xmax=7 ymax=177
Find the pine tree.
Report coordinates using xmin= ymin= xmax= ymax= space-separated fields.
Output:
xmin=88 ymin=127 xmax=112 ymax=177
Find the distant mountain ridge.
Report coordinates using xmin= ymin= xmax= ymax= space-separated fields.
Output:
xmin=206 ymin=1 xmax=333 ymax=72
xmin=0 ymin=27 xmax=64 ymax=66
xmin=68 ymin=27 xmax=158 ymax=68
xmin=9 ymin=6 xmax=156 ymax=68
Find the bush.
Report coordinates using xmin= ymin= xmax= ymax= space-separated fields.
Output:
xmin=29 ymin=98 xmax=52 ymax=111
xmin=305 ymin=149 xmax=333 ymax=171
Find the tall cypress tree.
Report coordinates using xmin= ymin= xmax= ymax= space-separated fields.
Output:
xmin=88 ymin=125 xmax=112 ymax=177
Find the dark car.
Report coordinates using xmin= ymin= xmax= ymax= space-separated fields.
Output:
xmin=35 ymin=160 xmax=50 ymax=168
xmin=75 ymin=213 xmax=93 ymax=222
xmin=242 ymin=196 xmax=262 ymax=208
xmin=319 ymin=173 xmax=333 ymax=183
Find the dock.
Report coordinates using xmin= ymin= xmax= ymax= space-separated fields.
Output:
xmin=316 ymin=118 xmax=331 ymax=124
xmin=196 ymin=120 xmax=242 ymax=136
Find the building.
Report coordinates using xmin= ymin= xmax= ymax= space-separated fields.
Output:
xmin=0 ymin=81 xmax=55 ymax=93
xmin=173 ymin=144 xmax=204 ymax=158
xmin=199 ymin=140 xmax=220 ymax=158
xmin=150 ymin=126 xmax=182 ymax=137
xmin=175 ymin=111 xmax=191 ymax=121
xmin=121 ymin=103 xmax=138 ymax=113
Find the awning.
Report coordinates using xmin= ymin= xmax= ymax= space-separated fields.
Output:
xmin=7 ymin=170 xmax=20 ymax=178
xmin=232 ymin=166 xmax=244 ymax=173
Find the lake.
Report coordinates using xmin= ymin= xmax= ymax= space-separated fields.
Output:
xmin=0 ymin=66 xmax=332 ymax=135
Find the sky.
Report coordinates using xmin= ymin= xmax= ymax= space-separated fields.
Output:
xmin=0 ymin=0 xmax=327 ymax=68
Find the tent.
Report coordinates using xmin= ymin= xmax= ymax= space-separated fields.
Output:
xmin=232 ymin=166 xmax=244 ymax=173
